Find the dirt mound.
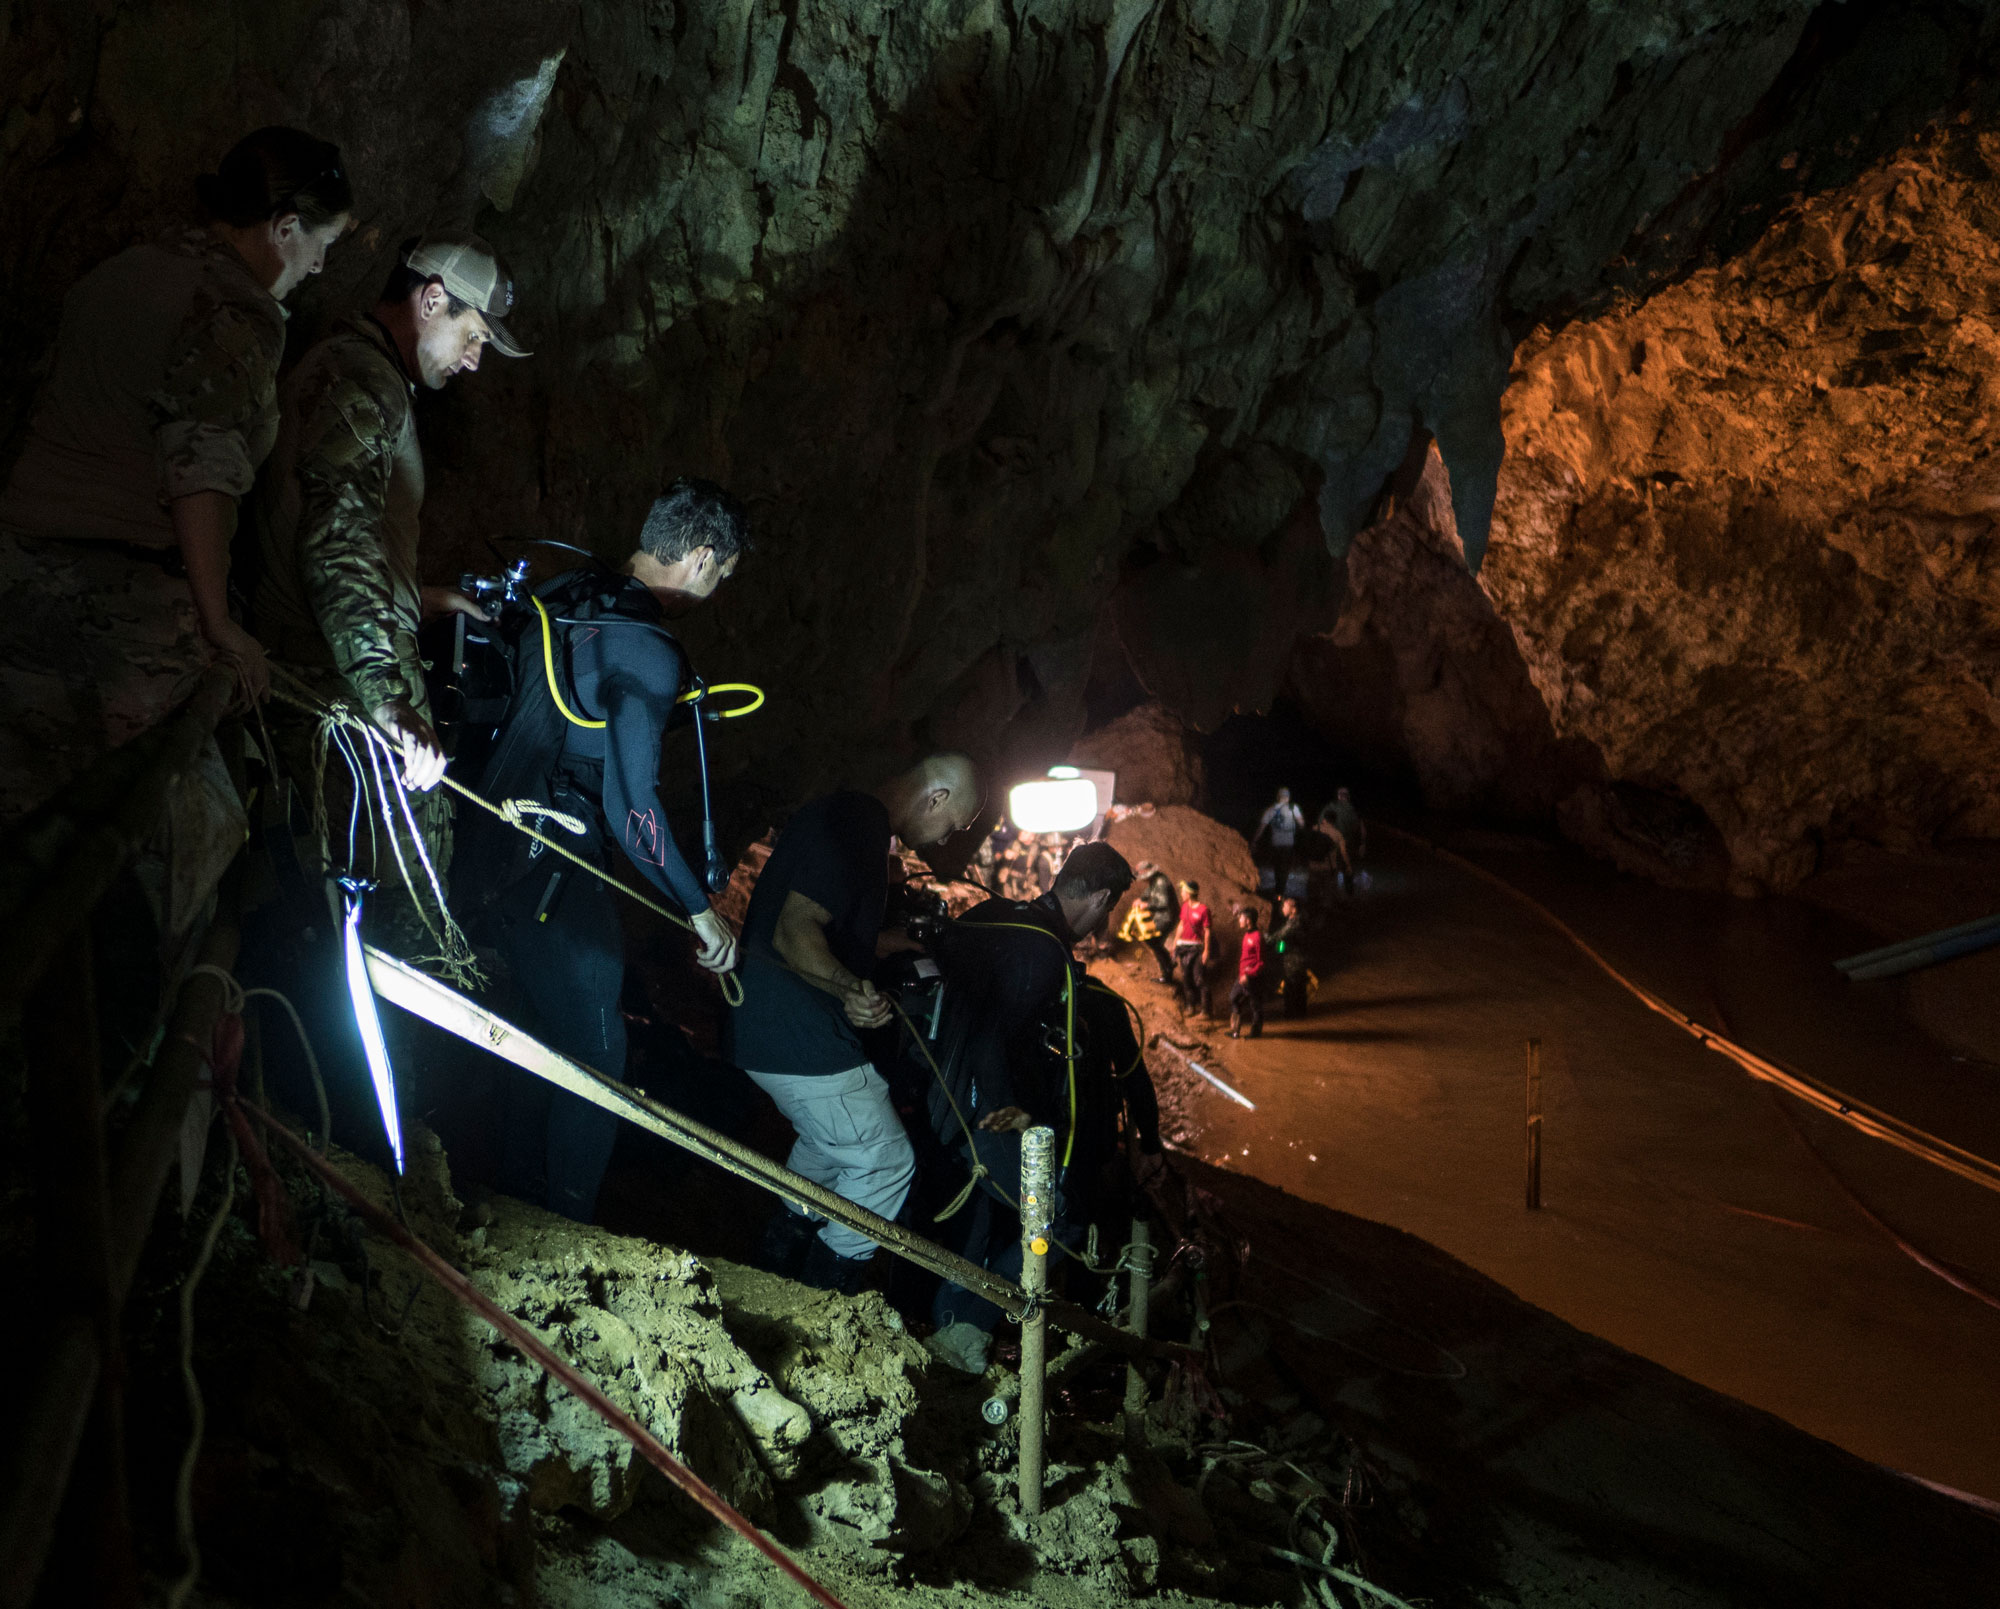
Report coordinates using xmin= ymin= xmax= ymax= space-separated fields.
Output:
xmin=1070 ymin=703 xmax=1206 ymax=809
xmin=1103 ymin=804 xmax=1267 ymax=992
xmin=125 ymin=1079 xmax=2000 ymax=1609
xmin=1103 ymin=806 xmax=1263 ymax=921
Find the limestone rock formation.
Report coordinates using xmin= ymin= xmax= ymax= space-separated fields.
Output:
xmin=1486 ymin=117 xmax=2000 ymax=891
xmin=1285 ymin=439 xmax=1596 ymax=824
xmin=3 ymin=0 xmax=1945 ymax=851
xmin=1069 ymin=700 xmax=1204 ymax=807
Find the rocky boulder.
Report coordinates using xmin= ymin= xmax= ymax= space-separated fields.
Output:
xmin=1070 ymin=701 xmax=1205 ymax=808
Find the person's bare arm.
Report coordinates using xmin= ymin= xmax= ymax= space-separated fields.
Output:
xmin=773 ymin=890 xmax=890 ymax=1027
xmin=170 ymin=489 xmax=269 ymax=699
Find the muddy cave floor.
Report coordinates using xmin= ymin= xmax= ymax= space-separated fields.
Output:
xmin=82 ymin=825 xmax=2000 ymax=1607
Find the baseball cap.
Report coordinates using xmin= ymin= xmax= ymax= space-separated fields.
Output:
xmin=404 ymin=234 xmax=530 ymax=357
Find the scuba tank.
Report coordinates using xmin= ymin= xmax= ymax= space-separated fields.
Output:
xmin=436 ymin=555 xmax=737 ymax=917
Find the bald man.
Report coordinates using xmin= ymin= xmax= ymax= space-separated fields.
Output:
xmin=729 ymin=754 xmax=983 ymax=1293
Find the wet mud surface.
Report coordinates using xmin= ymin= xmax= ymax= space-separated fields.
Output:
xmin=1103 ymin=824 xmax=2000 ymax=1504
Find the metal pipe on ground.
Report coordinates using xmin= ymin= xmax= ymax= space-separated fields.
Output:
xmin=1525 ymin=1038 xmax=1543 ymax=1211
xmin=363 ymin=949 xmax=1196 ymax=1366
xmin=1124 ymin=1217 xmax=1153 ymax=1418
xmin=1838 ymin=917 xmax=2000 ymax=982
xmin=1835 ymin=912 xmax=2000 ymax=974
xmin=1017 ymin=1126 xmax=1054 ymax=1520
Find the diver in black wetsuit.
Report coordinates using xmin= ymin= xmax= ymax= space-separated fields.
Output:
xmin=923 ymin=841 xmax=1163 ymax=1373
xmin=462 ymin=478 xmax=746 ymax=1221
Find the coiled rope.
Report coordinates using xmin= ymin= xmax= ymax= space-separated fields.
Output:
xmin=267 ymin=665 xmax=743 ymax=1006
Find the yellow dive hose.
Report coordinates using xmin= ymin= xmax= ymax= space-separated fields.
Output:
xmin=532 ymin=595 xmax=764 ymax=727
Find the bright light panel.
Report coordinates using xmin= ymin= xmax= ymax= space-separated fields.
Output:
xmin=1009 ymin=777 xmax=1102 ymax=833
xmin=343 ymin=890 xmax=407 ymax=1175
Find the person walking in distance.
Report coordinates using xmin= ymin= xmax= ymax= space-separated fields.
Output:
xmin=1318 ymin=786 xmax=1368 ymax=896
xmin=1254 ymin=786 xmax=1306 ymax=893
xmin=1314 ymin=812 xmax=1353 ymax=898
xmin=1271 ymin=895 xmax=1310 ymax=1019
xmin=1228 ymin=905 xmax=1267 ymax=1039
xmin=1131 ymin=859 xmax=1179 ymax=985
xmin=1172 ymin=879 xmax=1213 ymax=1018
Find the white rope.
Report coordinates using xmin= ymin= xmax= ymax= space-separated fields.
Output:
xmin=499 ymin=798 xmax=588 ymax=835
xmin=314 ymin=703 xmax=480 ymax=987
xmin=166 ymin=1129 xmax=238 ymax=1609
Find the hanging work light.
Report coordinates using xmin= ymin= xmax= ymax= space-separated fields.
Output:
xmin=341 ymin=882 xmax=407 ymax=1174
xmin=1008 ymin=772 xmax=1101 ymax=833
xmin=1007 ymin=764 xmax=1117 ymax=835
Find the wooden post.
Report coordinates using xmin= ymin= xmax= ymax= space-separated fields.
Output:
xmin=1017 ymin=1126 xmax=1055 ymax=1518
xmin=1122 ymin=1218 xmax=1153 ymax=1419
xmin=1525 ymin=1037 xmax=1543 ymax=1211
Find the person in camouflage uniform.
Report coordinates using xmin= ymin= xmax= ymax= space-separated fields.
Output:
xmin=0 ymin=128 xmax=352 ymax=825
xmin=250 ymin=234 xmax=527 ymax=951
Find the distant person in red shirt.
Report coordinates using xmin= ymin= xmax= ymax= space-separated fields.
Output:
xmin=1172 ymin=880 xmax=1212 ymax=1017
xmin=1229 ymin=906 xmax=1266 ymax=1039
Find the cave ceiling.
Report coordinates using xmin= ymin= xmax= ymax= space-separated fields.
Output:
xmin=3 ymin=0 xmax=1997 ymax=884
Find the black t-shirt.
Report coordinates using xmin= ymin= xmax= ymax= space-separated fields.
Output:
xmin=727 ymin=790 xmax=892 ymax=1074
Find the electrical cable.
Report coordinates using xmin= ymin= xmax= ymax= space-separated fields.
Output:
xmin=1385 ymin=826 xmax=2000 ymax=1199
xmin=1700 ymin=995 xmax=2000 ymax=1316
xmin=166 ymin=1130 xmax=238 ymax=1609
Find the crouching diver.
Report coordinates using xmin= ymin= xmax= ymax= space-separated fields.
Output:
xmin=455 ymin=479 xmax=745 ymax=1221
xmin=922 ymin=840 xmax=1163 ymax=1375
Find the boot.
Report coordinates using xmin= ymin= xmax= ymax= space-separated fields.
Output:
xmin=758 ymin=1207 xmax=818 ymax=1279
xmin=800 ymin=1235 xmax=874 ymax=1296
xmin=925 ymin=1320 xmax=993 ymax=1375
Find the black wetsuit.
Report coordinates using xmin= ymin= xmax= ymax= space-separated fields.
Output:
xmin=487 ymin=576 xmax=708 ymax=1222
xmin=928 ymin=893 xmax=1160 ymax=1331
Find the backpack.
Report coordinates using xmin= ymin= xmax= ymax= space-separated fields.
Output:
xmin=448 ymin=566 xmax=688 ymax=911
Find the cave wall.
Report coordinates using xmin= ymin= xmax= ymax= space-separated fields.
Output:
xmin=1485 ymin=111 xmax=2000 ymax=892
xmin=2 ymin=0 xmax=1876 ymax=841
xmin=1284 ymin=438 xmax=1598 ymax=824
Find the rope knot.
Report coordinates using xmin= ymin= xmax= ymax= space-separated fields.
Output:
xmin=500 ymin=797 xmax=588 ymax=835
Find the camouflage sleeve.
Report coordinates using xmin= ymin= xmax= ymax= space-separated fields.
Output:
xmin=150 ymin=286 xmax=284 ymax=502
xmin=293 ymin=377 xmax=419 ymax=714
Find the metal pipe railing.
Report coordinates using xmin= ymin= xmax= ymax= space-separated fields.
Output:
xmin=363 ymin=946 xmax=1194 ymax=1366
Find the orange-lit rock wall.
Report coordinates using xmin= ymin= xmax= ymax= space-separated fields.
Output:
xmin=1485 ymin=120 xmax=2000 ymax=891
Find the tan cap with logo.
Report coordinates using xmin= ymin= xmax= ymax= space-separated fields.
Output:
xmin=404 ymin=234 xmax=530 ymax=358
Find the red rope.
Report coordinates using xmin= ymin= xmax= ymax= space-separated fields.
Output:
xmin=240 ymin=1104 xmax=849 ymax=1609
xmin=187 ymin=1012 xmax=302 ymax=1266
